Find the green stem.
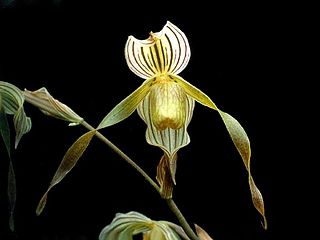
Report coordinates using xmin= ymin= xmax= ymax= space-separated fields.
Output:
xmin=167 ymin=198 xmax=199 ymax=240
xmin=81 ymin=121 xmax=161 ymax=193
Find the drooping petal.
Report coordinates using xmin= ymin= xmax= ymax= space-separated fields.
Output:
xmin=98 ymin=78 xmax=154 ymax=129
xmin=137 ymin=93 xmax=194 ymax=157
xmin=172 ymin=75 xmax=267 ymax=228
xmin=125 ymin=21 xmax=190 ymax=79
xmin=36 ymin=130 xmax=96 ymax=215
xmin=218 ymin=111 xmax=267 ymax=229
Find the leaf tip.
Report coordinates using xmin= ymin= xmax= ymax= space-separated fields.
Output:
xmin=261 ymin=216 xmax=268 ymax=230
xmin=9 ymin=214 xmax=14 ymax=232
xmin=36 ymin=193 xmax=48 ymax=216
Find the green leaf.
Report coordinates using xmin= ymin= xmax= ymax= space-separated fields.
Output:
xmin=0 ymin=81 xmax=32 ymax=148
xmin=36 ymin=130 xmax=96 ymax=215
xmin=0 ymin=82 xmax=22 ymax=114
xmin=8 ymin=160 xmax=16 ymax=232
xmin=0 ymin=81 xmax=30 ymax=233
xmin=23 ymin=88 xmax=83 ymax=125
xmin=0 ymin=94 xmax=11 ymax=157
xmin=97 ymin=78 xmax=154 ymax=129
xmin=13 ymin=106 xmax=32 ymax=148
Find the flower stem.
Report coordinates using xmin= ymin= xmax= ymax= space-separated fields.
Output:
xmin=81 ymin=121 xmax=161 ymax=193
xmin=166 ymin=198 xmax=199 ymax=240
xmin=81 ymin=121 xmax=199 ymax=240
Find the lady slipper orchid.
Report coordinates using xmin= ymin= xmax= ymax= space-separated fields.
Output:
xmin=98 ymin=21 xmax=267 ymax=228
xmin=99 ymin=211 xmax=190 ymax=240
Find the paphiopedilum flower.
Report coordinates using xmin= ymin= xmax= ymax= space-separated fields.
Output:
xmin=99 ymin=211 xmax=190 ymax=240
xmin=98 ymin=21 xmax=266 ymax=228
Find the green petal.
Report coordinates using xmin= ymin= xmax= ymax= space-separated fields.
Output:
xmin=98 ymin=78 xmax=154 ymax=129
xmin=137 ymin=93 xmax=194 ymax=156
xmin=218 ymin=111 xmax=267 ymax=229
xmin=173 ymin=75 xmax=267 ymax=228
xmin=171 ymin=75 xmax=217 ymax=110
xmin=36 ymin=130 xmax=96 ymax=215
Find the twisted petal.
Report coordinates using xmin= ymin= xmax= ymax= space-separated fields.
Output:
xmin=125 ymin=21 xmax=190 ymax=79
xmin=156 ymin=153 xmax=177 ymax=198
xmin=172 ymin=75 xmax=267 ymax=228
xmin=137 ymin=93 xmax=195 ymax=157
xmin=98 ymin=78 xmax=154 ymax=129
xmin=36 ymin=130 xmax=96 ymax=216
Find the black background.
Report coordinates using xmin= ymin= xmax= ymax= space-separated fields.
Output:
xmin=0 ymin=1 xmax=313 ymax=240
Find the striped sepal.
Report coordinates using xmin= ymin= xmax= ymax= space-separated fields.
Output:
xmin=137 ymin=93 xmax=194 ymax=157
xmin=125 ymin=21 xmax=190 ymax=79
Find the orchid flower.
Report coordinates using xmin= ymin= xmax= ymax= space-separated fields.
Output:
xmin=98 ymin=21 xmax=266 ymax=228
xmin=99 ymin=211 xmax=190 ymax=240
